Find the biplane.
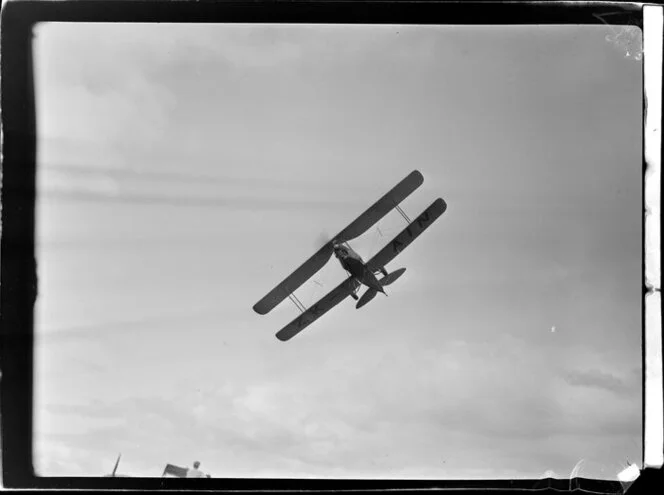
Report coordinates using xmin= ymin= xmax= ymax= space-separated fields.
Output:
xmin=253 ymin=170 xmax=447 ymax=341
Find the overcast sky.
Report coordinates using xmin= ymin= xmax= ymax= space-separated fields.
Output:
xmin=32 ymin=23 xmax=642 ymax=480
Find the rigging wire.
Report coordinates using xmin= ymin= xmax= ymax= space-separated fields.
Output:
xmin=307 ymin=279 xmax=324 ymax=307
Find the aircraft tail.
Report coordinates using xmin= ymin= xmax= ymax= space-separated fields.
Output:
xmin=356 ymin=288 xmax=378 ymax=309
xmin=356 ymin=268 xmax=406 ymax=309
xmin=379 ymin=267 xmax=406 ymax=286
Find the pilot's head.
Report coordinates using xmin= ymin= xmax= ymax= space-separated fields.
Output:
xmin=333 ymin=243 xmax=348 ymax=259
xmin=193 ymin=461 xmax=200 ymax=469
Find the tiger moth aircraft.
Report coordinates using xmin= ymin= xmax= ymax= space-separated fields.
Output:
xmin=253 ymin=170 xmax=447 ymax=341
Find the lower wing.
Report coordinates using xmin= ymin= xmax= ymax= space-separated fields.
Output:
xmin=275 ymin=277 xmax=360 ymax=341
xmin=367 ymin=198 xmax=447 ymax=272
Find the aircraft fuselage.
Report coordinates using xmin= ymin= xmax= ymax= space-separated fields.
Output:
xmin=333 ymin=243 xmax=384 ymax=294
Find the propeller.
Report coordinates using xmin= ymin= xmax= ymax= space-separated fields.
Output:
xmin=315 ymin=230 xmax=333 ymax=249
xmin=314 ymin=231 xmax=347 ymax=261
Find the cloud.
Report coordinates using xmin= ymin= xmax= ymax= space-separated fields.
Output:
xmin=39 ymin=188 xmax=367 ymax=212
xmin=35 ymin=330 xmax=642 ymax=479
xmin=34 ymin=24 xmax=178 ymax=169
xmin=564 ymin=368 xmax=633 ymax=395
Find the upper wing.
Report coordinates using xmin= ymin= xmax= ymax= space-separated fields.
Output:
xmin=367 ymin=198 xmax=447 ymax=272
xmin=253 ymin=170 xmax=424 ymax=315
xmin=253 ymin=243 xmax=333 ymax=315
xmin=275 ymin=277 xmax=360 ymax=341
xmin=334 ymin=169 xmax=424 ymax=243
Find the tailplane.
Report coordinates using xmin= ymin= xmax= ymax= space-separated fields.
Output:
xmin=356 ymin=268 xmax=406 ymax=309
xmin=379 ymin=267 xmax=406 ymax=286
xmin=356 ymin=288 xmax=378 ymax=309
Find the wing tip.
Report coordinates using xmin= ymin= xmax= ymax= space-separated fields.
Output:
xmin=410 ymin=169 xmax=425 ymax=184
xmin=253 ymin=302 xmax=270 ymax=315
xmin=435 ymin=197 xmax=448 ymax=213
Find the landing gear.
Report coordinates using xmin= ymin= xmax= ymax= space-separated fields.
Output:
xmin=350 ymin=279 xmax=361 ymax=300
